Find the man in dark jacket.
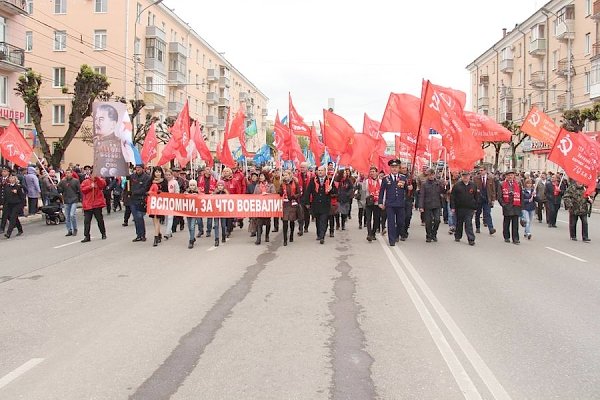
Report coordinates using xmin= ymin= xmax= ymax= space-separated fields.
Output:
xmin=450 ymin=171 xmax=479 ymax=245
xmin=0 ymin=165 xmax=11 ymax=232
xmin=473 ymin=166 xmax=497 ymax=235
xmin=378 ymin=159 xmax=408 ymax=246
xmin=129 ymin=163 xmax=151 ymax=242
xmin=2 ymin=174 xmax=25 ymax=238
xmin=302 ymin=165 xmax=338 ymax=244
xmin=418 ymin=168 xmax=444 ymax=242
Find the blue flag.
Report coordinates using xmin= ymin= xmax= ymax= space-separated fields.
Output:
xmin=253 ymin=144 xmax=271 ymax=165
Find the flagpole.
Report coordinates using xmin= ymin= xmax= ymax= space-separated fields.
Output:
xmin=33 ymin=152 xmax=57 ymax=189
xmin=411 ymin=79 xmax=431 ymax=178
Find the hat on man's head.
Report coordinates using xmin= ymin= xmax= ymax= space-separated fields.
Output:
xmin=505 ymin=169 xmax=515 ymax=175
xmin=172 ymin=166 xmax=181 ymax=172
xmin=460 ymin=170 xmax=470 ymax=176
xmin=83 ymin=165 xmax=93 ymax=170
xmin=388 ymin=159 xmax=401 ymax=167
xmin=135 ymin=163 xmax=144 ymax=168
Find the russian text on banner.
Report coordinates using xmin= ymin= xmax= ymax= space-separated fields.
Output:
xmin=147 ymin=193 xmax=283 ymax=218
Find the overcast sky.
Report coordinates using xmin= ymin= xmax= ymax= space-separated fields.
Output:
xmin=164 ymin=0 xmax=542 ymax=129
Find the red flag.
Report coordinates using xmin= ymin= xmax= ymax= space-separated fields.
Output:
xmin=288 ymin=135 xmax=306 ymax=163
xmin=395 ymin=135 xmax=412 ymax=160
xmin=289 ymin=93 xmax=311 ymax=136
xmin=520 ymin=106 xmax=560 ymax=146
xmin=323 ymin=109 xmax=355 ymax=158
xmin=465 ymin=111 xmax=512 ymax=143
xmin=309 ymin=124 xmax=325 ymax=167
xmin=191 ymin=121 xmax=213 ymax=167
xmin=341 ymin=133 xmax=378 ymax=175
xmin=380 ymin=93 xmax=427 ymax=155
xmin=169 ymin=100 xmax=190 ymax=159
xmin=549 ymin=129 xmax=598 ymax=195
xmin=216 ymin=138 xmax=235 ymax=168
xmin=363 ymin=113 xmax=387 ymax=156
xmin=140 ymin=122 xmax=158 ymax=164
xmin=427 ymin=135 xmax=443 ymax=161
xmin=225 ymin=107 xmax=251 ymax=157
xmin=0 ymin=121 xmax=33 ymax=167
xmin=420 ymin=80 xmax=483 ymax=171
xmin=377 ymin=154 xmax=394 ymax=174
xmin=273 ymin=112 xmax=292 ymax=159
xmin=156 ymin=139 xmax=177 ymax=166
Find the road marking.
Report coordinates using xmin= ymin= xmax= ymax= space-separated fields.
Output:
xmin=54 ymin=238 xmax=90 ymax=249
xmin=545 ymin=247 xmax=587 ymax=263
xmin=391 ymin=246 xmax=512 ymax=400
xmin=557 ymin=219 xmax=568 ymax=224
xmin=378 ymin=242 xmax=482 ymax=400
xmin=0 ymin=358 xmax=44 ymax=390
xmin=207 ymin=246 xmax=217 ymax=251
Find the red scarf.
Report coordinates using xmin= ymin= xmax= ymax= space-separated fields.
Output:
xmin=314 ymin=176 xmax=331 ymax=193
xmin=367 ymin=178 xmax=380 ymax=198
xmin=282 ymin=181 xmax=297 ymax=199
xmin=258 ymin=182 xmax=268 ymax=194
xmin=553 ymin=183 xmax=560 ymax=196
xmin=501 ymin=180 xmax=521 ymax=206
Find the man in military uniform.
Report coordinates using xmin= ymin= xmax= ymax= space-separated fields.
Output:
xmin=378 ymin=159 xmax=408 ymax=246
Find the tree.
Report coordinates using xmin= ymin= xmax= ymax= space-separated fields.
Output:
xmin=501 ymin=121 xmax=528 ymax=169
xmin=482 ymin=141 xmax=503 ymax=171
xmin=15 ymin=65 xmax=110 ymax=168
xmin=561 ymin=104 xmax=600 ymax=133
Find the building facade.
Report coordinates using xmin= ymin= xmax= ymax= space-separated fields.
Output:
xmin=23 ymin=0 xmax=268 ymax=167
xmin=466 ymin=0 xmax=599 ymax=172
xmin=0 ymin=1 xmax=28 ymax=139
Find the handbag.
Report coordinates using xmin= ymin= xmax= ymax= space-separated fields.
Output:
xmin=365 ymin=195 xmax=375 ymax=206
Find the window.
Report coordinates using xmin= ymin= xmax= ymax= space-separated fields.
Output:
xmin=145 ymin=76 xmax=153 ymax=91
xmin=0 ymin=76 xmax=7 ymax=105
xmin=551 ymin=85 xmax=557 ymax=102
xmin=552 ymin=50 xmax=559 ymax=70
xmin=585 ymin=71 xmax=591 ymax=94
xmin=531 ymin=24 xmax=545 ymax=41
xmin=136 ymin=3 xmax=142 ymax=22
xmin=25 ymin=31 xmax=32 ymax=51
xmin=95 ymin=0 xmax=107 ymax=13
xmin=53 ymin=67 xmax=65 ymax=87
xmin=169 ymin=53 xmax=186 ymax=73
xmin=586 ymin=0 xmax=592 ymax=16
xmin=54 ymin=0 xmax=66 ymax=14
xmin=94 ymin=66 xmax=106 ymax=76
xmin=518 ymin=69 xmax=522 ymax=86
xmin=195 ymin=74 xmax=199 ymax=89
xmin=54 ymin=31 xmax=66 ymax=51
xmin=26 ymin=0 xmax=33 ymax=14
xmin=94 ymin=29 xmax=107 ymax=50
xmin=196 ymin=49 xmax=199 ymax=64
xmin=134 ymin=37 xmax=140 ymax=55
xmin=53 ymin=105 xmax=65 ymax=124
xmin=0 ymin=17 xmax=5 ymax=42
xmin=585 ymin=33 xmax=591 ymax=55
xmin=145 ymin=38 xmax=165 ymax=62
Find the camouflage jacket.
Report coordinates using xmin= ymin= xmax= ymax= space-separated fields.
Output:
xmin=563 ymin=183 xmax=590 ymax=216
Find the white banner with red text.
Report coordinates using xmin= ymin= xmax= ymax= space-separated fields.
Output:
xmin=146 ymin=193 xmax=283 ymax=217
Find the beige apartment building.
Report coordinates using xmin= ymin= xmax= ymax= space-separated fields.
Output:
xmin=0 ymin=0 xmax=28 ymax=163
xmin=467 ymin=0 xmax=600 ymax=172
xmin=22 ymin=0 xmax=268 ymax=167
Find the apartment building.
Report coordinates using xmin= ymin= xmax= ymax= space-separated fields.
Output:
xmin=23 ymin=0 xmax=268 ymax=166
xmin=466 ymin=0 xmax=599 ymax=172
xmin=0 ymin=0 xmax=28 ymax=148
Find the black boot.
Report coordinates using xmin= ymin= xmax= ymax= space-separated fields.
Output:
xmin=289 ymin=222 xmax=294 ymax=243
xmin=265 ymin=225 xmax=270 ymax=242
xmin=215 ymin=238 xmax=219 ymax=247
xmin=153 ymin=236 xmax=159 ymax=247
xmin=255 ymin=225 xmax=262 ymax=245
xmin=188 ymin=239 xmax=194 ymax=249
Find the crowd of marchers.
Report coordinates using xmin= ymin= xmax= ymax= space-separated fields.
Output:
xmin=1 ymin=160 xmax=598 ymax=247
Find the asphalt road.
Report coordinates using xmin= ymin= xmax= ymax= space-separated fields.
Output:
xmin=0 ymin=205 xmax=598 ymax=399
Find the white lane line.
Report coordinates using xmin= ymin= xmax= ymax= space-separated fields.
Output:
xmin=0 ymin=358 xmax=44 ymax=390
xmin=545 ymin=247 xmax=587 ymax=263
xmin=378 ymin=242 xmax=482 ymax=400
xmin=557 ymin=219 xmax=568 ymax=224
xmin=389 ymin=243 xmax=513 ymax=400
xmin=207 ymin=246 xmax=217 ymax=251
xmin=53 ymin=238 xmax=90 ymax=249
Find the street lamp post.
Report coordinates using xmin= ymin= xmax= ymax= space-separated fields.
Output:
xmin=133 ymin=0 xmax=163 ymax=104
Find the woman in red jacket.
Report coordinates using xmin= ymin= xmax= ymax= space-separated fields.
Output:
xmin=80 ymin=172 xmax=107 ymax=243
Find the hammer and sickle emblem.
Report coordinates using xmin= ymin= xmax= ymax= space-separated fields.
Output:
xmin=528 ymin=112 xmax=541 ymax=127
xmin=558 ymin=135 xmax=573 ymax=156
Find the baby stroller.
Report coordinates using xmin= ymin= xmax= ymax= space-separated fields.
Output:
xmin=41 ymin=195 xmax=66 ymax=225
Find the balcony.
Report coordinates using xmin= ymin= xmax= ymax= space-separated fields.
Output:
xmin=168 ymin=41 xmax=187 ymax=56
xmin=207 ymin=69 xmax=218 ymax=82
xmin=261 ymin=108 xmax=268 ymax=116
xmin=533 ymin=101 xmax=545 ymax=111
xmin=0 ymin=42 xmax=25 ymax=71
xmin=478 ymin=96 xmax=489 ymax=109
xmin=529 ymin=71 xmax=546 ymax=88
xmin=528 ymin=38 xmax=546 ymax=56
xmin=218 ymin=118 xmax=226 ymax=130
xmin=499 ymin=86 xmax=513 ymax=100
xmin=556 ymin=94 xmax=566 ymax=111
xmin=479 ymin=74 xmax=489 ymax=86
xmin=144 ymin=57 xmax=165 ymax=72
xmin=167 ymin=101 xmax=184 ymax=116
xmin=207 ymin=92 xmax=218 ymax=105
xmin=0 ymin=0 xmax=28 ymax=15
xmin=499 ymin=112 xmax=513 ymax=122
xmin=555 ymin=19 xmax=575 ymax=41
xmin=144 ymin=92 xmax=166 ymax=110
xmin=168 ymin=70 xmax=186 ymax=86
xmin=219 ymin=76 xmax=230 ymax=88
xmin=555 ymin=58 xmax=574 ymax=77
xmin=593 ymin=0 xmax=600 ymax=19
xmin=145 ymin=25 xmax=166 ymax=42
xmin=205 ymin=115 xmax=217 ymax=127
xmin=499 ymin=58 xmax=514 ymax=73
xmin=219 ymin=97 xmax=229 ymax=107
